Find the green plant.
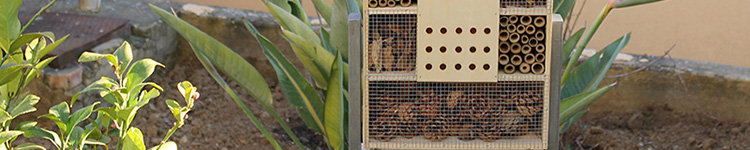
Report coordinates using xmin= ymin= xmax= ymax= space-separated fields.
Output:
xmin=0 ymin=0 xmax=63 ymax=149
xmin=150 ymin=0 xmax=359 ymax=149
xmin=554 ymin=0 xmax=664 ymax=133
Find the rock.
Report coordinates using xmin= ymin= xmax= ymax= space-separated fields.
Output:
xmin=687 ymin=136 xmax=697 ymax=145
xmin=639 ymin=58 xmax=650 ymax=63
xmin=730 ymin=127 xmax=741 ymax=135
xmin=182 ymin=4 xmax=215 ymax=16
xmin=44 ymin=64 xmax=83 ymax=90
xmin=615 ymin=53 xmax=634 ymax=62
xmin=580 ymin=49 xmax=598 ymax=58
xmin=722 ymin=145 xmax=731 ymax=150
xmin=586 ymin=126 xmax=604 ymax=135
xmin=700 ymin=138 xmax=716 ymax=150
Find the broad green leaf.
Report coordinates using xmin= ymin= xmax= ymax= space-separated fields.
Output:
xmin=320 ymin=27 xmax=334 ymax=54
xmin=69 ymin=126 xmax=85 ymax=148
xmin=78 ymin=52 xmax=117 ymax=66
xmin=561 ymin=34 xmax=629 ymax=99
xmin=8 ymin=94 xmax=39 ymax=117
xmin=246 ymin=21 xmax=325 ymax=133
xmin=38 ymin=114 xmax=66 ymax=134
xmin=0 ymin=63 xmax=25 ymax=86
xmin=71 ymin=77 xmax=117 ymax=105
xmin=34 ymin=35 xmax=65 ymax=60
xmin=151 ymin=5 xmax=274 ymax=108
xmin=94 ymin=107 xmax=117 ymax=122
xmin=134 ymin=88 xmax=160 ymax=108
xmin=560 ymin=83 xmax=615 ymax=122
xmin=324 ymin=52 xmax=346 ymax=150
xmin=0 ymin=0 xmax=22 ymax=51
xmin=554 ymin=0 xmax=576 ymax=19
xmin=0 ymin=131 xmax=23 ymax=144
xmin=613 ymin=0 xmax=662 ymax=8
xmin=286 ymin=35 xmax=329 ymax=89
xmin=124 ymin=59 xmax=164 ymax=90
xmin=330 ymin=0 xmax=349 ymax=60
xmin=15 ymin=121 xmax=36 ymax=131
xmin=23 ymin=56 xmax=57 ymax=87
xmin=310 ymin=0 xmax=332 ymax=23
xmin=264 ymin=1 xmax=322 ymax=46
xmin=345 ymin=0 xmax=360 ymax=14
xmin=177 ymin=81 xmax=196 ymax=104
xmin=0 ymin=109 xmax=11 ymax=123
xmin=118 ymin=107 xmax=140 ymax=126
xmin=113 ymin=41 xmax=134 ymax=75
xmin=13 ymin=143 xmax=45 ymax=150
xmin=165 ymin=100 xmax=183 ymax=123
xmin=67 ymin=102 xmax=99 ymax=136
xmin=267 ymin=0 xmax=292 ymax=13
xmin=21 ymin=126 xmax=61 ymax=148
xmin=286 ymin=0 xmax=311 ymax=26
xmin=563 ymin=28 xmax=586 ymax=63
xmin=127 ymin=83 xmax=162 ymax=107
xmin=149 ymin=141 xmax=177 ymax=150
xmin=123 ymin=127 xmax=146 ymax=150
xmin=8 ymin=32 xmax=53 ymax=54
xmin=282 ymin=30 xmax=350 ymax=90
xmin=83 ymin=139 xmax=108 ymax=149
xmin=560 ymin=109 xmax=589 ymax=133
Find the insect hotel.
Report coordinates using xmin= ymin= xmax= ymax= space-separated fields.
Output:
xmin=359 ymin=0 xmax=562 ymax=149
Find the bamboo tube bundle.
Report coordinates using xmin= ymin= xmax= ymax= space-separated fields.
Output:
xmin=521 ymin=45 xmax=532 ymax=54
xmin=387 ymin=0 xmax=397 ymax=7
xmin=511 ymin=55 xmax=523 ymax=65
xmin=519 ymin=63 xmax=530 ymax=73
xmin=509 ymin=33 xmax=520 ymax=43
xmin=535 ymin=30 xmax=545 ymax=41
xmin=507 ymin=24 xmax=517 ymax=33
xmin=534 ymin=16 xmax=545 ymax=27
xmin=379 ymin=0 xmax=387 ymax=7
xmin=521 ymin=35 xmax=530 ymax=44
xmin=526 ymin=25 xmax=536 ymax=34
xmin=535 ymin=44 xmax=545 ymax=53
xmin=517 ymin=24 xmax=526 ymax=34
xmin=499 ymin=54 xmax=510 ymax=65
xmin=369 ymin=0 xmax=378 ymax=7
xmin=532 ymin=62 xmax=544 ymax=74
xmin=524 ymin=53 xmax=536 ymax=64
xmin=509 ymin=15 xmax=519 ymax=24
xmin=529 ymin=38 xmax=538 ymax=47
xmin=503 ymin=64 xmax=515 ymax=74
xmin=400 ymin=0 xmax=412 ymax=7
xmin=499 ymin=42 xmax=510 ymax=53
xmin=499 ymin=30 xmax=510 ymax=41
xmin=520 ymin=15 xmax=533 ymax=25
xmin=510 ymin=43 xmax=522 ymax=54
xmin=500 ymin=16 xmax=509 ymax=27
xmin=535 ymin=53 xmax=545 ymax=63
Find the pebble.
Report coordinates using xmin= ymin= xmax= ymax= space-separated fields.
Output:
xmin=700 ymin=138 xmax=716 ymax=150
xmin=730 ymin=127 xmax=741 ymax=135
xmin=639 ymin=58 xmax=650 ymax=63
xmin=687 ymin=136 xmax=696 ymax=145
xmin=182 ymin=4 xmax=215 ymax=16
xmin=615 ymin=53 xmax=634 ymax=62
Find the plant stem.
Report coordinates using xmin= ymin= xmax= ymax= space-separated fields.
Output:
xmin=561 ymin=0 xmax=615 ymax=85
xmin=155 ymin=123 xmax=180 ymax=150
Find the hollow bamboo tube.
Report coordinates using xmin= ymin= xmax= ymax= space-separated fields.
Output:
xmin=521 ymin=35 xmax=530 ymax=44
xmin=400 ymin=0 xmax=412 ymax=7
xmin=524 ymin=53 xmax=535 ymax=64
xmin=499 ymin=42 xmax=510 ymax=53
xmin=535 ymin=44 xmax=545 ymax=53
xmin=521 ymin=45 xmax=532 ymax=54
xmin=511 ymin=55 xmax=523 ymax=65
xmin=520 ymin=16 xmax=533 ymax=25
xmin=529 ymin=38 xmax=538 ymax=47
xmin=519 ymin=63 xmax=531 ymax=73
xmin=499 ymin=30 xmax=510 ymax=41
xmin=379 ymin=0 xmax=387 ymax=7
xmin=509 ymin=15 xmax=519 ymax=24
xmin=500 ymin=16 xmax=509 ymax=27
xmin=504 ymin=65 xmax=515 ymax=74
xmin=509 ymin=33 xmax=520 ymax=43
xmin=499 ymin=54 xmax=510 ymax=65
xmin=510 ymin=43 xmax=522 ymax=54
xmin=369 ymin=0 xmax=378 ymax=7
xmin=387 ymin=0 xmax=396 ymax=7
xmin=526 ymin=25 xmax=536 ymax=34
xmin=517 ymin=25 xmax=526 ymax=34
xmin=535 ymin=30 xmax=545 ymax=41
xmin=534 ymin=16 xmax=545 ymax=27
xmin=535 ymin=53 xmax=545 ymax=62
xmin=507 ymin=24 xmax=517 ymax=33
xmin=532 ymin=62 xmax=544 ymax=74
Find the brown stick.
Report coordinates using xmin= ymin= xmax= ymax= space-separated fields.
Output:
xmin=511 ymin=55 xmax=523 ymax=65
xmin=522 ymin=45 xmax=532 ymax=54
xmin=387 ymin=0 xmax=396 ymax=7
xmin=499 ymin=42 xmax=510 ymax=53
xmin=521 ymin=35 xmax=530 ymax=44
xmin=507 ymin=24 xmax=517 ymax=33
xmin=535 ymin=44 xmax=545 ymax=53
xmin=517 ymin=24 xmax=527 ymax=34
xmin=499 ymin=54 xmax=510 ymax=65
xmin=509 ymin=15 xmax=519 ymax=24
xmin=400 ymin=0 xmax=412 ymax=7
xmin=379 ymin=0 xmax=387 ymax=7
xmin=531 ymin=62 xmax=544 ymax=74
xmin=369 ymin=0 xmax=378 ymax=7
xmin=526 ymin=25 xmax=536 ymax=34
xmin=499 ymin=30 xmax=510 ymax=41
xmin=500 ymin=16 xmax=509 ymax=27
xmin=535 ymin=53 xmax=545 ymax=62
xmin=535 ymin=30 xmax=545 ymax=41
xmin=504 ymin=65 xmax=515 ymax=74
xmin=520 ymin=15 xmax=533 ymax=25
xmin=510 ymin=43 xmax=522 ymax=54
xmin=534 ymin=16 xmax=545 ymax=27
xmin=509 ymin=33 xmax=520 ymax=43
xmin=519 ymin=63 xmax=531 ymax=73
xmin=524 ymin=53 xmax=536 ymax=64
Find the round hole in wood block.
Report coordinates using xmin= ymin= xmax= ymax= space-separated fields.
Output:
xmin=470 ymin=27 xmax=477 ymax=34
xmin=483 ymin=64 xmax=491 ymax=70
xmin=455 ymin=27 xmax=463 ymax=34
xmin=426 ymin=46 xmax=433 ymax=53
xmin=440 ymin=46 xmax=447 ymax=53
xmin=440 ymin=63 xmax=447 ymax=70
xmin=469 ymin=46 xmax=477 ymax=53
xmin=483 ymin=46 xmax=491 ymax=53
xmin=484 ymin=27 xmax=491 ymax=34
xmin=440 ymin=27 xmax=448 ymax=34
xmin=455 ymin=46 xmax=462 ymax=53
xmin=454 ymin=64 xmax=462 ymax=70
xmin=425 ymin=63 xmax=433 ymax=70
xmin=469 ymin=64 xmax=476 ymax=70
xmin=426 ymin=27 xmax=433 ymax=34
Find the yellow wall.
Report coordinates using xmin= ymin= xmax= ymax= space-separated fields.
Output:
xmin=174 ymin=0 xmax=750 ymax=67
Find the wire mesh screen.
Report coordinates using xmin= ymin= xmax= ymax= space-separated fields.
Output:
xmin=498 ymin=15 xmax=546 ymax=75
xmin=367 ymin=81 xmax=544 ymax=143
xmin=500 ymin=0 xmax=549 ymax=9
xmin=367 ymin=14 xmax=417 ymax=73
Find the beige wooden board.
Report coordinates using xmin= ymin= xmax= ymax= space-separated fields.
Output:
xmin=366 ymin=137 xmax=545 ymax=149
xmin=416 ymin=0 xmax=499 ymax=82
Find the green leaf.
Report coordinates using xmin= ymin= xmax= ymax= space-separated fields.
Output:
xmin=15 ymin=121 xmax=36 ymax=131
xmin=113 ymin=41 xmax=134 ymax=75
xmin=0 ymin=63 xmax=25 ymax=86
xmin=324 ymin=52 xmax=345 ymax=150
xmin=134 ymin=88 xmax=160 ymax=108
xmin=66 ymin=102 xmax=99 ymax=136
xmin=0 ymin=0 xmax=22 ymax=51
xmin=124 ymin=59 xmax=164 ymax=90
xmin=245 ymin=21 xmax=325 ymax=133
xmin=122 ymin=127 xmax=146 ymax=150
xmin=310 ymin=0 xmax=332 ymax=23
xmin=71 ymin=77 xmax=117 ymax=105
xmin=149 ymin=141 xmax=177 ymax=150
xmin=83 ymin=139 xmax=108 ymax=149
xmin=264 ymin=1 xmax=322 ymax=46
xmin=0 ymin=109 xmax=11 ymax=124
xmin=78 ymin=52 xmax=117 ymax=66
xmin=22 ymin=126 xmax=61 ymax=148
xmin=554 ymin=0 xmax=576 ymax=19
xmin=13 ymin=143 xmax=45 ymax=150
xmin=165 ymin=100 xmax=183 ymax=123
xmin=613 ymin=0 xmax=663 ymax=8
xmin=561 ymin=34 xmax=629 ymax=99
xmin=35 ymin=35 xmax=65 ymax=60
xmin=23 ymin=56 xmax=57 ymax=87
xmin=177 ymin=81 xmax=196 ymax=104
xmin=560 ymin=109 xmax=589 ymax=133
xmin=8 ymin=94 xmax=39 ymax=117
xmin=68 ymin=126 xmax=85 ymax=148
xmin=563 ymin=28 xmax=586 ymax=63
xmin=151 ymin=5 xmax=274 ymax=108
xmin=8 ymin=32 xmax=53 ymax=54
xmin=330 ymin=0 xmax=349 ymax=60
xmin=282 ymin=30 xmax=350 ymax=90
xmin=94 ymin=107 xmax=117 ymax=122
xmin=560 ymin=83 xmax=615 ymax=123
xmin=0 ymin=131 xmax=23 ymax=144
xmin=320 ymin=27 xmax=334 ymax=54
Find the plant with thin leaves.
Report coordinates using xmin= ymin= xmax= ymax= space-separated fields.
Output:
xmin=0 ymin=0 xmax=64 ymax=149
xmin=150 ymin=0 xmax=359 ymax=149
xmin=554 ymin=0 xmax=664 ymax=133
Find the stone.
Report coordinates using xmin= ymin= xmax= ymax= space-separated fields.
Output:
xmin=581 ymin=49 xmax=598 ymax=58
xmin=700 ymin=138 xmax=716 ymax=150
xmin=615 ymin=53 xmax=634 ymax=62
xmin=639 ymin=58 xmax=650 ymax=63
xmin=44 ymin=64 xmax=83 ymax=90
xmin=182 ymin=4 xmax=215 ymax=16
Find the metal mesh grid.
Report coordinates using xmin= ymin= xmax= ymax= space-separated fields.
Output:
xmin=500 ymin=0 xmax=549 ymax=10
xmin=366 ymin=81 xmax=544 ymax=143
xmin=499 ymin=15 xmax=547 ymax=75
xmin=367 ymin=14 xmax=417 ymax=73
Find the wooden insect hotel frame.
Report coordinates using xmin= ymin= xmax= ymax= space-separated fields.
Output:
xmin=354 ymin=0 xmax=563 ymax=149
